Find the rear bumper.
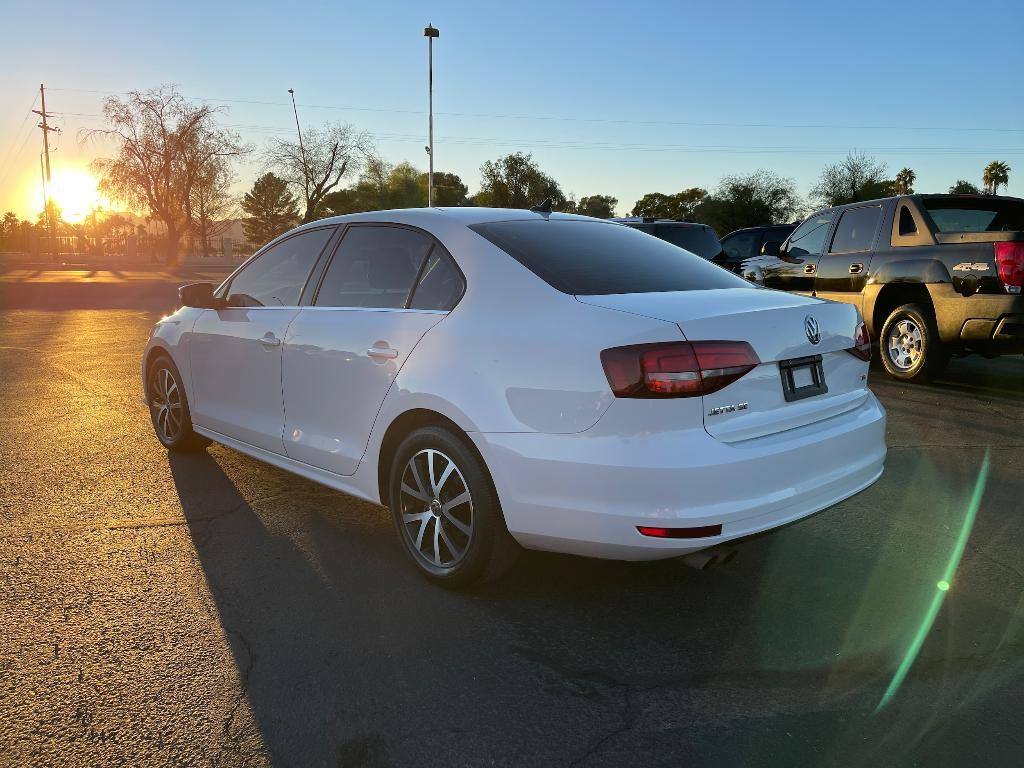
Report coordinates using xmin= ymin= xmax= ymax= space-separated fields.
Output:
xmin=472 ymin=392 xmax=887 ymax=560
xmin=930 ymin=286 xmax=1024 ymax=351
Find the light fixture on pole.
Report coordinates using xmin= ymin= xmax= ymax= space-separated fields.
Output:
xmin=423 ymin=24 xmax=439 ymax=207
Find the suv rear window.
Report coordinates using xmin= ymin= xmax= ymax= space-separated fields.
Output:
xmin=922 ymin=197 xmax=1024 ymax=232
xmin=652 ymin=224 xmax=721 ymax=259
xmin=470 ymin=219 xmax=747 ymax=295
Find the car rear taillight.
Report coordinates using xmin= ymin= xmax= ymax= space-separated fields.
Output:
xmin=994 ymin=242 xmax=1024 ymax=294
xmin=846 ymin=321 xmax=872 ymax=361
xmin=600 ymin=341 xmax=759 ymax=398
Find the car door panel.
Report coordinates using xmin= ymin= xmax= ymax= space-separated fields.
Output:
xmin=186 ymin=226 xmax=336 ymax=453
xmin=281 ymin=308 xmax=445 ymax=474
xmin=189 ymin=307 xmax=298 ymax=452
xmin=763 ymin=212 xmax=835 ymax=293
xmin=814 ymin=204 xmax=886 ymax=311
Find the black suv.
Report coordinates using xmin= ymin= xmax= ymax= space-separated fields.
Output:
xmin=745 ymin=194 xmax=1024 ymax=382
xmin=720 ymin=224 xmax=797 ymax=268
xmin=611 ymin=218 xmax=725 ymax=264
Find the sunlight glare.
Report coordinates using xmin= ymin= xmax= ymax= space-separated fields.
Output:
xmin=35 ymin=168 xmax=108 ymax=224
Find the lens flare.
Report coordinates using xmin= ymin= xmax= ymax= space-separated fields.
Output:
xmin=874 ymin=449 xmax=991 ymax=712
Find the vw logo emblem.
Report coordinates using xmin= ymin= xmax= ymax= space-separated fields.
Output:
xmin=805 ymin=315 xmax=821 ymax=345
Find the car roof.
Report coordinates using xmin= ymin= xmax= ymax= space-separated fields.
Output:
xmin=292 ymin=206 xmax=615 ymax=232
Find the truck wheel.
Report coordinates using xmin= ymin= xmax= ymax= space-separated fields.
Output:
xmin=879 ymin=303 xmax=949 ymax=383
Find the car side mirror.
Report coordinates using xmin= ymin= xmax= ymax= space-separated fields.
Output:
xmin=178 ymin=282 xmax=221 ymax=308
xmin=761 ymin=240 xmax=781 ymax=257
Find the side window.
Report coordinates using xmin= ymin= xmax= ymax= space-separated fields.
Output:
xmin=787 ymin=213 xmax=834 ymax=258
xmin=721 ymin=231 xmax=758 ymax=261
xmin=829 ymin=206 xmax=882 ymax=254
xmin=227 ymin=227 xmax=334 ymax=307
xmin=898 ymin=206 xmax=918 ymax=236
xmin=409 ymin=250 xmax=464 ymax=310
xmin=315 ymin=225 xmax=434 ymax=308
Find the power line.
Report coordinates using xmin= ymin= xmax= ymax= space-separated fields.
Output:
xmin=45 ymin=85 xmax=1024 ymax=135
xmin=55 ymin=114 xmax=1024 ymax=156
xmin=0 ymin=92 xmax=41 ymax=178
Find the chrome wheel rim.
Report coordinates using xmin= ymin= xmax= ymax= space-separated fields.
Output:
xmin=398 ymin=448 xmax=474 ymax=569
xmin=886 ymin=318 xmax=923 ymax=371
xmin=150 ymin=366 xmax=183 ymax=442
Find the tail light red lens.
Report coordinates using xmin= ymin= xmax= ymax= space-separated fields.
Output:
xmin=637 ymin=524 xmax=723 ymax=538
xmin=601 ymin=340 xmax=759 ymax=398
xmin=847 ymin=321 xmax=872 ymax=361
xmin=994 ymin=242 xmax=1024 ymax=293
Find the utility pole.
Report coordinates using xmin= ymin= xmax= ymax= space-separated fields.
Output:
xmin=33 ymin=84 xmax=60 ymax=261
xmin=287 ymin=88 xmax=310 ymax=215
xmin=423 ymin=25 xmax=439 ymax=207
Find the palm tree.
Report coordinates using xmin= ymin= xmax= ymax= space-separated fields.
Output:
xmin=982 ymin=161 xmax=1011 ymax=195
xmin=894 ymin=168 xmax=916 ymax=195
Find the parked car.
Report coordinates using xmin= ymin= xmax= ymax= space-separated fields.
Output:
xmin=741 ymin=194 xmax=1024 ymax=382
xmin=143 ymin=208 xmax=886 ymax=587
xmin=721 ymin=224 xmax=797 ymax=270
xmin=611 ymin=217 xmax=726 ymax=264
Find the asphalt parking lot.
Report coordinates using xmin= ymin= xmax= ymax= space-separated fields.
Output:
xmin=1 ymin=298 xmax=1022 ymax=767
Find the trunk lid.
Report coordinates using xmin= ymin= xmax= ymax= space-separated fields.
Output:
xmin=577 ymin=287 xmax=868 ymax=442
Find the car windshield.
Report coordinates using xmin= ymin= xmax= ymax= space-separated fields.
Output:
xmin=469 ymin=219 xmax=747 ymax=295
xmin=922 ymin=197 xmax=1024 ymax=232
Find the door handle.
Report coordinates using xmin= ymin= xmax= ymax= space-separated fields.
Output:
xmin=804 ymin=264 xmax=817 ymax=275
xmin=367 ymin=347 xmax=399 ymax=359
xmin=849 ymin=263 xmax=864 ymax=274
xmin=259 ymin=333 xmax=281 ymax=348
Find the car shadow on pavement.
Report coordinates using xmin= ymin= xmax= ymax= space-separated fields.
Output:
xmin=169 ymin=446 xmax=1024 ymax=768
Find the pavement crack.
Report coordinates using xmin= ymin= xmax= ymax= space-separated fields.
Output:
xmin=220 ymin=627 xmax=256 ymax=751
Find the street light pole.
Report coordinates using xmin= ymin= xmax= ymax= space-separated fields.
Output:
xmin=288 ymin=88 xmax=310 ymax=213
xmin=423 ymin=25 xmax=439 ymax=207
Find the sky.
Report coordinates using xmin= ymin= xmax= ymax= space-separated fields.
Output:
xmin=1 ymin=0 xmax=1022 ymax=221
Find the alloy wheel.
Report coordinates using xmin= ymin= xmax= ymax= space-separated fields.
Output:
xmin=150 ymin=366 xmax=184 ymax=443
xmin=886 ymin=318 xmax=923 ymax=371
xmin=398 ymin=448 xmax=474 ymax=569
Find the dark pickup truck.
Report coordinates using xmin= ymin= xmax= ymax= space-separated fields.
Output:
xmin=742 ymin=194 xmax=1024 ymax=382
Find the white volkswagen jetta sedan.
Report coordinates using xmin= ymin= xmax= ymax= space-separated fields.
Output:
xmin=143 ymin=207 xmax=886 ymax=587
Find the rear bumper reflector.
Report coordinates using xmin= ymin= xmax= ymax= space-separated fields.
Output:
xmin=637 ymin=524 xmax=723 ymax=539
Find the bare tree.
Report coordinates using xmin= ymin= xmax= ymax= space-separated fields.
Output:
xmin=265 ymin=122 xmax=373 ymax=222
xmin=83 ymin=85 xmax=247 ymax=265
xmin=189 ymin=155 xmax=238 ymax=258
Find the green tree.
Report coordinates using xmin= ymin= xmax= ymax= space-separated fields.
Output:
xmin=419 ymin=170 xmax=469 ymax=207
xmin=894 ymin=167 xmax=916 ymax=195
xmin=811 ymin=151 xmax=893 ymax=207
xmin=474 ymin=152 xmax=569 ymax=210
xmin=241 ymin=172 xmax=300 ymax=247
xmin=694 ymin=171 xmax=802 ymax=235
xmin=575 ymin=194 xmax=618 ymax=218
xmin=630 ymin=188 xmax=707 ymax=219
xmin=949 ymin=179 xmax=982 ymax=195
xmin=982 ymin=160 xmax=1010 ymax=195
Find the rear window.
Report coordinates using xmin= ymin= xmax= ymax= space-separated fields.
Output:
xmin=652 ymin=224 xmax=721 ymax=260
xmin=922 ymin=197 xmax=1024 ymax=232
xmin=469 ymin=219 xmax=748 ymax=295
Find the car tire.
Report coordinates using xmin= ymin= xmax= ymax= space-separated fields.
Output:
xmin=879 ymin=303 xmax=949 ymax=383
xmin=146 ymin=353 xmax=209 ymax=452
xmin=389 ymin=426 xmax=519 ymax=588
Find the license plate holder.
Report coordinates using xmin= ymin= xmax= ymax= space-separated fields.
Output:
xmin=779 ymin=354 xmax=828 ymax=402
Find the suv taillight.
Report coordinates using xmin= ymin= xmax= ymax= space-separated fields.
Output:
xmin=994 ymin=242 xmax=1024 ymax=294
xmin=600 ymin=341 xmax=759 ymax=398
xmin=847 ymin=321 xmax=872 ymax=361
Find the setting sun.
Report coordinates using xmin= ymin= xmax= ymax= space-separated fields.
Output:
xmin=35 ymin=168 xmax=107 ymax=223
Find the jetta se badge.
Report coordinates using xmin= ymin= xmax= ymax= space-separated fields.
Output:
xmin=805 ymin=315 xmax=821 ymax=344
